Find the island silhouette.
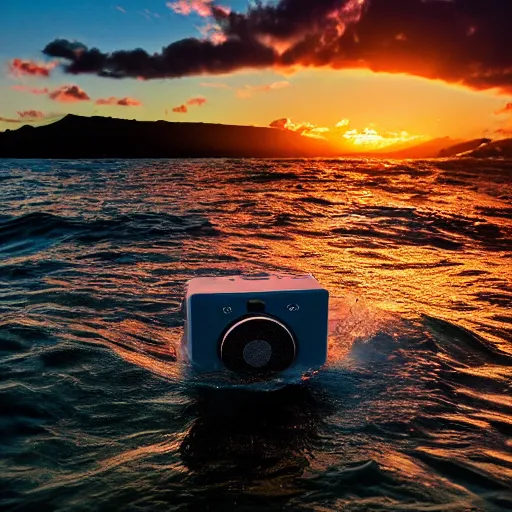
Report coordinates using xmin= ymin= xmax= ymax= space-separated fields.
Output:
xmin=0 ymin=114 xmax=503 ymax=159
xmin=0 ymin=115 xmax=339 ymax=159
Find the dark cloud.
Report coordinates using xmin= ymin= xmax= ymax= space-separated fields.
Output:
xmin=43 ymin=1 xmax=512 ymax=93
xmin=43 ymin=37 xmax=276 ymax=79
xmin=213 ymin=0 xmax=364 ymax=43
xmin=43 ymin=39 xmax=88 ymax=60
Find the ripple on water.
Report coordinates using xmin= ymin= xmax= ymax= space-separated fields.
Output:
xmin=0 ymin=158 xmax=511 ymax=511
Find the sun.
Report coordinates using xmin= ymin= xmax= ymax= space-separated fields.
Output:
xmin=341 ymin=127 xmax=426 ymax=150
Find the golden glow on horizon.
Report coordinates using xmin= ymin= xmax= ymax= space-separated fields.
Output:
xmin=342 ymin=127 xmax=426 ymax=149
xmin=0 ymin=67 xmax=508 ymax=139
xmin=278 ymin=115 xmax=426 ymax=150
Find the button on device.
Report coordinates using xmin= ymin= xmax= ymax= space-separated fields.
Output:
xmin=247 ymin=299 xmax=266 ymax=312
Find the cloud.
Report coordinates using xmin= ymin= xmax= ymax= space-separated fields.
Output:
xmin=342 ymin=127 xmax=423 ymax=148
xmin=335 ymin=119 xmax=350 ymax=128
xmin=0 ymin=117 xmax=27 ymax=124
xmin=9 ymin=58 xmax=57 ymax=78
xmin=495 ymin=127 xmax=512 ymax=136
xmin=269 ymin=118 xmax=291 ymax=130
xmin=172 ymin=104 xmax=188 ymax=113
xmin=118 ymin=97 xmax=142 ymax=106
xmin=166 ymin=0 xmax=217 ymax=17
xmin=236 ymin=80 xmax=290 ymax=98
xmin=166 ymin=0 xmax=230 ymax=18
xmin=42 ymin=0 xmax=512 ymax=93
xmin=11 ymin=85 xmax=50 ymax=95
xmin=42 ymin=36 xmax=275 ymax=79
xmin=170 ymin=1 xmax=231 ymax=43
xmin=271 ymin=116 xmax=425 ymax=147
xmin=43 ymin=39 xmax=88 ymax=60
xmin=48 ymin=85 xmax=90 ymax=102
xmin=17 ymin=110 xmax=44 ymax=119
xmin=115 ymin=6 xmax=126 ymax=14
xmin=96 ymin=96 xmax=142 ymax=106
xmin=186 ymin=96 xmax=207 ymax=106
xmin=0 ymin=110 xmax=47 ymax=124
xmin=195 ymin=22 xmax=228 ymax=44
xmin=495 ymin=102 xmax=512 ymax=115
xmin=38 ymin=1 xmax=367 ymax=79
xmin=141 ymin=8 xmax=161 ymax=20
xmin=14 ymin=84 xmax=137 ymax=107
xmin=269 ymin=118 xmax=330 ymax=139
xmin=12 ymin=83 xmax=90 ymax=102
xmin=172 ymin=96 xmax=208 ymax=113
xmin=493 ymin=102 xmax=512 ymax=137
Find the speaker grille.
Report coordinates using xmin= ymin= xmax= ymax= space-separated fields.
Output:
xmin=220 ymin=315 xmax=296 ymax=375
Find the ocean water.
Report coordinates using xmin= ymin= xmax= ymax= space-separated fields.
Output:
xmin=0 ymin=158 xmax=511 ymax=511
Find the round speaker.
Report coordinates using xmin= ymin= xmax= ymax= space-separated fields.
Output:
xmin=220 ymin=315 xmax=296 ymax=374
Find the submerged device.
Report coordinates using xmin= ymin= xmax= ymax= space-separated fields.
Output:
xmin=182 ymin=274 xmax=329 ymax=376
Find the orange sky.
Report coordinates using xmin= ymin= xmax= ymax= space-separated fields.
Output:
xmin=3 ymin=0 xmax=512 ymax=145
xmin=3 ymin=66 xmax=509 ymax=146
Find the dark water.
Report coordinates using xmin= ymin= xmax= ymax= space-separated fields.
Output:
xmin=0 ymin=158 xmax=511 ymax=511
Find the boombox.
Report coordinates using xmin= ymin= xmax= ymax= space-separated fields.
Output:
xmin=182 ymin=274 xmax=329 ymax=377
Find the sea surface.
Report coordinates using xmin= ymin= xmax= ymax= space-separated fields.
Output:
xmin=0 ymin=158 xmax=511 ymax=511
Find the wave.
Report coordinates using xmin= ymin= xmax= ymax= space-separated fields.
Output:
xmin=1 ymin=158 xmax=511 ymax=511
xmin=0 ymin=211 xmax=221 ymax=258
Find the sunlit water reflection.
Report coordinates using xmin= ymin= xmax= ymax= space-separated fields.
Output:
xmin=0 ymin=158 xmax=511 ymax=511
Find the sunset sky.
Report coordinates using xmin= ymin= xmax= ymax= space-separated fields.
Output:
xmin=1 ymin=0 xmax=512 ymax=146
